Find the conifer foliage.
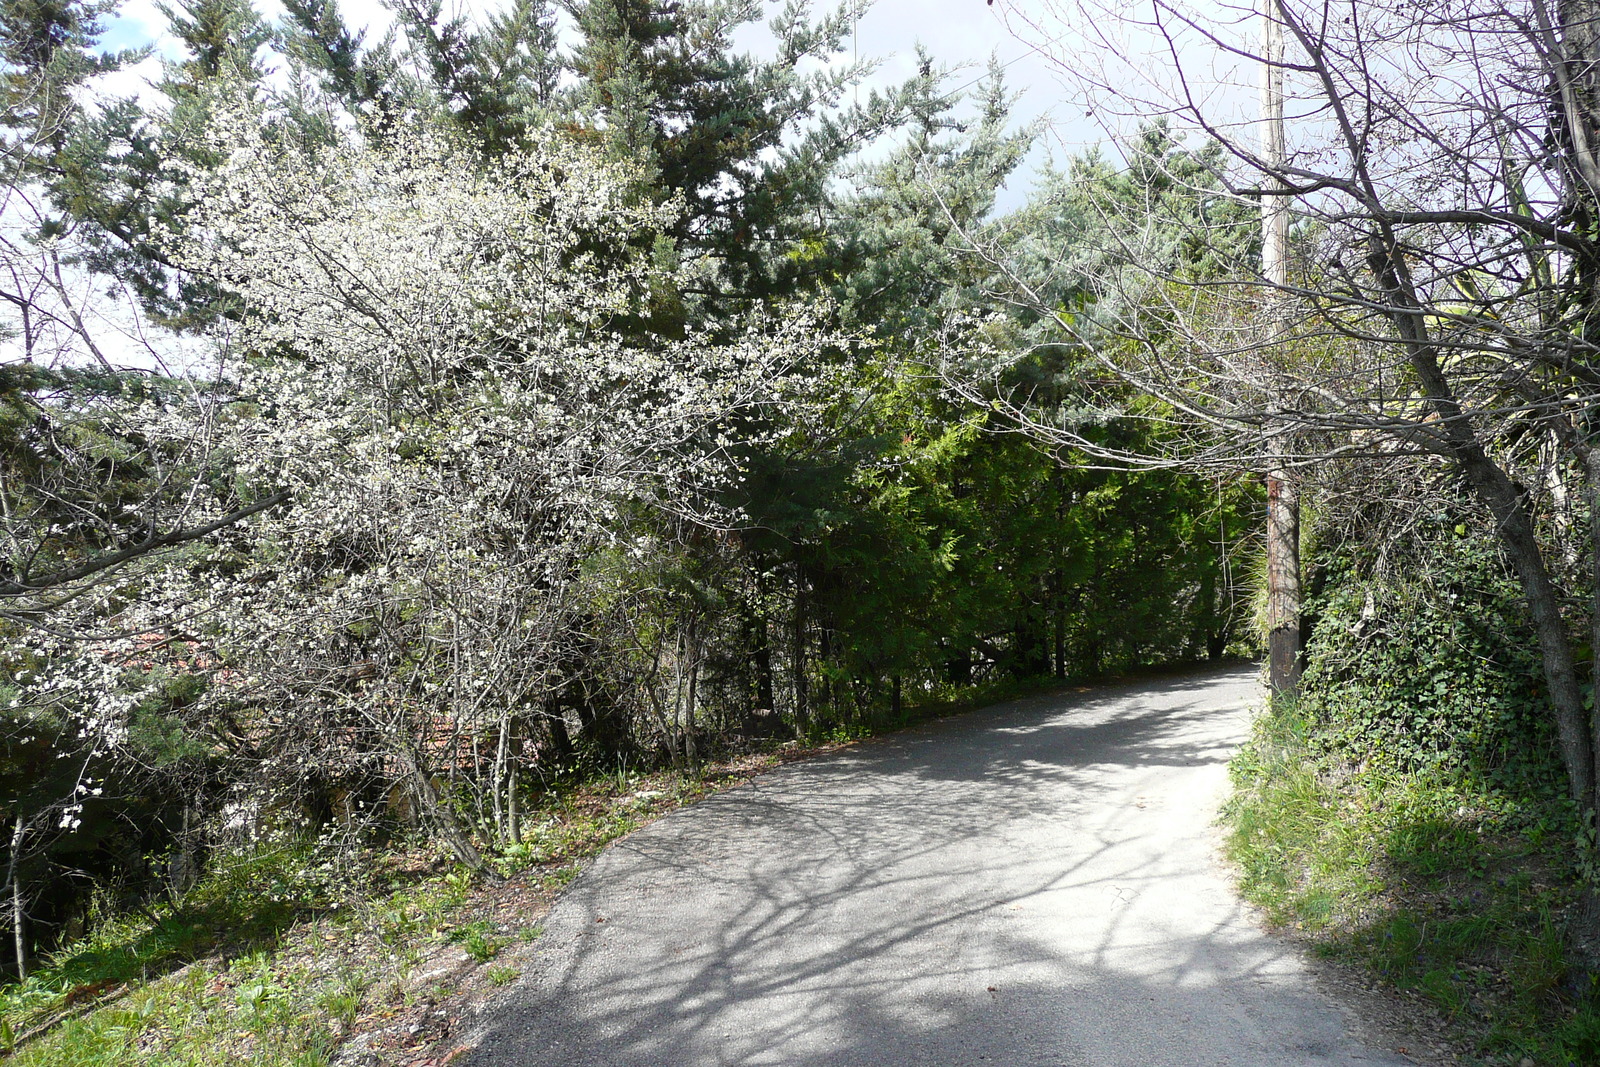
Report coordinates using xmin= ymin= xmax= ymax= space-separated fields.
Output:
xmin=0 ymin=0 xmax=1252 ymax=979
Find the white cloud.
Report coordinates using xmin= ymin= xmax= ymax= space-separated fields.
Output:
xmin=85 ymin=52 xmax=166 ymax=110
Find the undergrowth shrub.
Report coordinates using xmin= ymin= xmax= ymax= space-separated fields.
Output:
xmin=1227 ymin=520 xmax=1596 ymax=1062
xmin=1228 ymin=695 xmax=1592 ymax=1062
xmin=1301 ymin=531 xmax=1564 ymax=801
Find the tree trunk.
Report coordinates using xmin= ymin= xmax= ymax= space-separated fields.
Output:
xmin=1198 ymin=563 xmax=1220 ymax=661
xmin=753 ymin=613 xmax=775 ymax=712
xmin=1461 ymin=453 xmax=1590 ymax=806
xmin=167 ymin=801 xmax=202 ymax=899
xmin=1052 ymin=468 xmax=1068 ymax=679
xmin=1053 ymin=575 xmax=1067 ymax=679
xmin=491 ymin=710 xmax=508 ymax=840
xmin=791 ymin=575 xmax=810 ymax=729
xmin=390 ymin=726 xmax=488 ymax=872
xmin=1588 ymin=449 xmax=1600 ymax=811
xmin=545 ymin=698 xmax=574 ymax=763
xmin=1367 ymin=231 xmax=1595 ymax=813
xmin=750 ymin=564 xmax=776 ymax=713
xmin=9 ymin=814 xmax=25 ymax=982
xmin=494 ymin=711 xmax=522 ymax=846
xmin=507 ymin=752 xmax=521 ymax=846
xmin=1553 ymin=0 xmax=1600 ymax=207
xmin=682 ymin=616 xmax=701 ymax=767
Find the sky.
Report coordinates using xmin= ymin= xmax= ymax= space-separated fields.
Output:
xmin=91 ymin=0 xmax=1101 ymax=211
xmin=1 ymin=0 xmax=1103 ymax=370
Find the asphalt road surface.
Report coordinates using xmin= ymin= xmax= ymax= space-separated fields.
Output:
xmin=462 ymin=665 xmax=1412 ymax=1066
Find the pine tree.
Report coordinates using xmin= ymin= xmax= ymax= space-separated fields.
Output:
xmin=39 ymin=0 xmax=274 ymax=326
xmin=385 ymin=0 xmax=559 ymax=153
xmin=563 ymin=0 xmax=932 ymax=310
xmin=0 ymin=0 xmax=131 ymax=166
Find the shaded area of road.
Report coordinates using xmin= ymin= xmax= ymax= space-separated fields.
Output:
xmin=462 ymin=666 xmax=1410 ymax=1066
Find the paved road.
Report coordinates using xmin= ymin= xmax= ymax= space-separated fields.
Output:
xmin=462 ymin=665 xmax=1411 ymax=1066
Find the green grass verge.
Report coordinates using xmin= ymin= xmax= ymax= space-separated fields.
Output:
xmin=0 ymin=782 xmax=661 ymax=1065
xmin=1224 ymin=696 xmax=1600 ymax=1066
xmin=0 ymin=722 xmax=911 ymax=1064
xmin=0 ymin=668 xmax=1137 ymax=1065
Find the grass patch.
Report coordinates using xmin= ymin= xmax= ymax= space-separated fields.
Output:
xmin=0 ymin=718 xmax=920 ymax=1063
xmin=0 ymin=786 xmax=618 ymax=1064
xmin=0 ymin=948 xmax=358 ymax=1066
xmin=485 ymin=966 xmax=518 ymax=987
xmin=1225 ymin=696 xmax=1597 ymax=1065
xmin=0 ymin=671 xmax=1083 ymax=1065
xmin=0 ymin=841 xmax=455 ymax=1066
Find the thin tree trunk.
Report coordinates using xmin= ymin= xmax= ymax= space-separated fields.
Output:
xmin=1573 ymin=444 xmax=1600 ymax=968
xmin=1587 ymin=448 xmax=1600 ymax=810
xmin=9 ymin=814 xmax=25 ymax=982
xmin=669 ymin=627 xmax=687 ymax=766
xmin=507 ymin=762 xmax=520 ymax=846
xmin=1466 ymin=467 xmax=1588 ymax=807
xmin=390 ymin=727 xmax=488 ymax=872
xmin=1199 ymin=563 xmax=1220 ymax=661
xmin=684 ymin=645 xmax=700 ymax=767
xmin=492 ymin=708 xmax=510 ymax=843
xmin=1052 ymin=468 xmax=1068 ymax=679
xmin=545 ymin=697 xmax=574 ymax=763
xmin=506 ymin=713 xmax=521 ymax=845
xmin=1053 ymin=576 xmax=1066 ymax=679
xmin=792 ymin=576 xmax=810 ymax=730
xmin=751 ymin=564 xmax=776 ymax=713
xmin=1546 ymin=0 xmax=1600 ymax=968
xmin=1366 ymin=231 xmax=1595 ymax=812
xmin=168 ymin=801 xmax=201 ymax=899
xmin=1551 ymin=0 xmax=1600 ymax=205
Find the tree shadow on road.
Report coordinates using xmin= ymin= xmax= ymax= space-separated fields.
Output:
xmin=460 ymin=665 xmax=1397 ymax=1066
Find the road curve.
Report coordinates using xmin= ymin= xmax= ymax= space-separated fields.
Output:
xmin=461 ymin=665 xmax=1411 ymax=1067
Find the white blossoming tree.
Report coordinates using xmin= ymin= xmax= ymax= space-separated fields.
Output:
xmin=38 ymin=103 xmax=835 ymax=870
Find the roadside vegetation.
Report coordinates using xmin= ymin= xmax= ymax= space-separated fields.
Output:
xmin=1226 ymin=515 xmax=1600 ymax=1066
xmin=2 ymin=0 xmax=1255 ymax=1013
xmin=11 ymin=1 xmax=1600 ymax=1065
xmin=0 ymin=674 xmax=1061 ymax=1065
xmin=0 ymin=751 xmax=785 ymax=1065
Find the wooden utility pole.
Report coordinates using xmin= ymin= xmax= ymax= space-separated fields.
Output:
xmin=1261 ymin=0 xmax=1302 ymax=694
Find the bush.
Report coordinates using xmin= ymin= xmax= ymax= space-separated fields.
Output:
xmin=1300 ymin=530 xmax=1564 ymax=800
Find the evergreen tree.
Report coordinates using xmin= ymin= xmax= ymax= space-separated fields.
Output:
xmin=385 ymin=0 xmax=559 ymax=152
xmin=831 ymin=60 xmax=1036 ymax=336
xmin=0 ymin=0 xmax=131 ymax=167
xmin=42 ymin=0 xmax=275 ymax=326
xmin=562 ymin=0 xmax=942 ymax=311
xmin=281 ymin=0 xmax=411 ymax=121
